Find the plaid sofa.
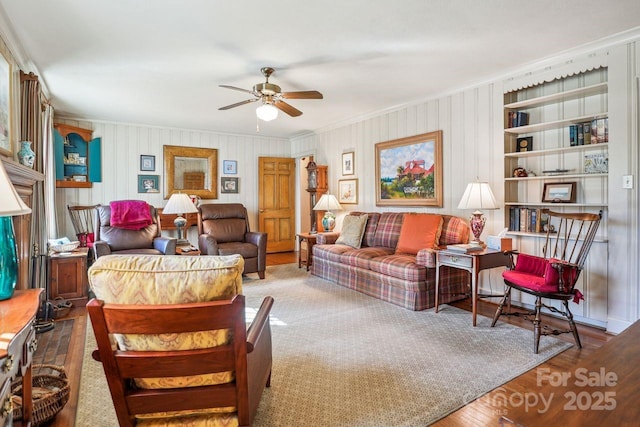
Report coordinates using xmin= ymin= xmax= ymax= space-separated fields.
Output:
xmin=311 ymin=212 xmax=471 ymax=311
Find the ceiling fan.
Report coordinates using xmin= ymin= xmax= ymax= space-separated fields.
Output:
xmin=219 ymin=67 xmax=323 ymax=121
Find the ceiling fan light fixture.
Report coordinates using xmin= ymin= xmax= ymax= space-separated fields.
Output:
xmin=256 ymin=103 xmax=278 ymax=122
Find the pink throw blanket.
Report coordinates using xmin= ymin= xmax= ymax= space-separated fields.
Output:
xmin=110 ymin=200 xmax=153 ymax=230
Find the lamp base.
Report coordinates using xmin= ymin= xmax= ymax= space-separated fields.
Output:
xmin=321 ymin=212 xmax=336 ymax=232
xmin=469 ymin=210 xmax=487 ymax=246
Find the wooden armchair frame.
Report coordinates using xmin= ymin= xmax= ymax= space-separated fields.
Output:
xmin=88 ymin=294 xmax=273 ymax=426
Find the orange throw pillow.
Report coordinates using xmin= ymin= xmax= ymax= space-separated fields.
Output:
xmin=395 ymin=213 xmax=443 ymax=255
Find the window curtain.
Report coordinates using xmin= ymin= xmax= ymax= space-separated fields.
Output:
xmin=20 ymin=71 xmax=56 ymax=288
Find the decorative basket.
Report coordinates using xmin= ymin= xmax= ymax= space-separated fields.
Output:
xmin=49 ymin=241 xmax=80 ymax=253
xmin=11 ymin=364 xmax=70 ymax=425
xmin=52 ymin=297 xmax=73 ymax=318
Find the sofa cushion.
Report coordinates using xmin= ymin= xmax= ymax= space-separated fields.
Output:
xmin=372 ymin=212 xmax=405 ymax=249
xmin=336 ymin=214 xmax=368 ymax=248
xmin=395 ymin=213 xmax=443 ymax=255
xmin=349 ymin=212 xmax=380 ymax=247
xmin=344 ymin=247 xmax=396 ymax=270
xmin=368 ymin=254 xmax=427 ymax=283
xmin=439 ymin=215 xmax=471 ymax=246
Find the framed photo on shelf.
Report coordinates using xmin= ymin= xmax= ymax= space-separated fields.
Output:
xmin=375 ymin=131 xmax=443 ymax=207
xmin=341 ymin=151 xmax=355 ymax=175
xmin=542 ymin=182 xmax=576 ymax=203
xmin=140 ymin=155 xmax=156 ymax=171
xmin=223 ymin=160 xmax=237 ymax=175
xmin=338 ymin=179 xmax=358 ymax=204
xmin=0 ymin=50 xmax=12 ymax=156
xmin=221 ymin=177 xmax=239 ymax=194
xmin=138 ymin=174 xmax=160 ymax=193
xmin=516 ymin=137 xmax=532 ymax=153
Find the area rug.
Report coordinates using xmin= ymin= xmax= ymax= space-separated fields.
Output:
xmin=76 ymin=263 xmax=571 ymax=426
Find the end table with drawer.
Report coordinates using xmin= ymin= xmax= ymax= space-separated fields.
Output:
xmin=435 ymin=248 xmax=510 ymax=326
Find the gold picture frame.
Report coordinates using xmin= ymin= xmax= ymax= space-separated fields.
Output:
xmin=164 ymin=145 xmax=218 ymax=199
xmin=375 ymin=131 xmax=443 ymax=207
xmin=338 ymin=178 xmax=358 ymax=204
xmin=0 ymin=49 xmax=13 ymax=156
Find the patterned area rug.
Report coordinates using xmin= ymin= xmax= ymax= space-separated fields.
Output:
xmin=76 ymin=263 xmax=571 ymax=426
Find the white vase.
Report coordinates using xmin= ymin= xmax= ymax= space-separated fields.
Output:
xmin=18 ymin=141 xmax=36 ymax=168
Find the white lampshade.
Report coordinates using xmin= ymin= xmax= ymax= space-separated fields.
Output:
xmin=256 ymin=104 xmax=278 ymax=122
xmin=0 ymin=161 xmax=31 ymax=217
xmin=313 ymin=194 xmax=343 ymax=212
xmin=457 ymin=182 xmax=498 ymax=211
xmin=163 ymin=193 xmax=199 ymax=215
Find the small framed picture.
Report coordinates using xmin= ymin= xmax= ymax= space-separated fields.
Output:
xmin=516 ymin=137 xmax=532 ymax=153
xmin=542 ymin=182 xmax=576 ymax=203
xmin=223 ymin=160 xmax=237 ymax=175
xmin=342 ymin=151 xmax=355 ymax=176
xmin=138 ymin=174 xmax=160 ymax=193
xmin=221 ymin=177 xmax=239 ymax=194
xmin=338 ymin=179 xmax=358 ymax=204
xmin=140 ymin=155 xmax=156 ymax=171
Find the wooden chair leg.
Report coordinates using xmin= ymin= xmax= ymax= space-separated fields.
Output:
xmin=563 ymin=300 xmax=582 ymax=349
xmin=491 ymin=287 xmax=511 ymax=327
xmin=533 ymin=296 xmax=542 ymax=354
xmin=258 ymin=271 xmax=265 ymax=279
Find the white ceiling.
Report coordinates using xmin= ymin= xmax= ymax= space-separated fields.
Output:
xmin=2 ymin=0 xmax=640 ymax=139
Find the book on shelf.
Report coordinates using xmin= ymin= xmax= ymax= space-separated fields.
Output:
xmin=583 ymin=122 xmax=592 ymax=145
xmin=446 ymin=244 xmax=484 ymax=254
xmin=569 ymin=124 xmax=578 ymax=146
xmin=508 ymin=111 xmax=529 ymax=128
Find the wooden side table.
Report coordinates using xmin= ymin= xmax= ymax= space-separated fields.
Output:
xmin=435 ymin=248 xmax=510 ymax=326
xmin=48 ymin=247 xmax=89 ymax=307
xmin=296 ymin=233 xmax=317 ymax=271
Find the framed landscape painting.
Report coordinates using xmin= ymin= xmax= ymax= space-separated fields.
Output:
xmin=0 ymin=50 xmax=12 ymax=156
xmin=375 ymin=131 xmax=443 ymax=207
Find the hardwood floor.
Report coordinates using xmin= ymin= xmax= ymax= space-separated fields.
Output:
xmin=47 ymin=252 xmax=612 ymax=426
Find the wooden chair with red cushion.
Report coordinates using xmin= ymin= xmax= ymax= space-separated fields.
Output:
xmin=491 ymin=209 xmax=602 ymax=353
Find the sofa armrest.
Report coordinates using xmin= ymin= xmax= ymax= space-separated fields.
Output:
xmin=153 ymin=236 xmax=177 ymax=254
xmin=198 ymin=234 xmax=219 ymax=255
xmin=316 ymin=232 xmax=339 ymax=245
xmin=245 ymin=231 xmax=267 ymax=271
xmin=416 ymin=248 xmax=437 ymax=269
xmin=93 ymin=241 xmax=112 ymax=259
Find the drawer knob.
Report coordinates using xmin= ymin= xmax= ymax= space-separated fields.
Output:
xmin=451 ymin=256 xmax=459 ymax=262
xmin=1 ymin=355 xmax=13 ymax=373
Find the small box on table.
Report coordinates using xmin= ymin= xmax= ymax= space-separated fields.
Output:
xmin=486 ymin=236 xmax=512 ymax=251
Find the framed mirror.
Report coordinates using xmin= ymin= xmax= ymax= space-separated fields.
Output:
xmin=163 ymin=145 xmax=218 ymax=199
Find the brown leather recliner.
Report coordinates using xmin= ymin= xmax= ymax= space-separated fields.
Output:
xmin=93 ymin=202 xmax=177 ymax=259
xmin=198 ymin=203 xmax=267 ymax=279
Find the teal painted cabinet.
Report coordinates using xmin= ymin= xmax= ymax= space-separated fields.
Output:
xmin=54 ymin=124 xmax=102 ymax=188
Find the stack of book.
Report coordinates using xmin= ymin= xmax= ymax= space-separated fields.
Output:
xmin=445 ymin=244 xmax=484 ymax=254
xmin=569 ymin=117 xmax=608 ymax=146
xmin=507 ymin=111 xmax=529 ymax=128
xmin=508 ymin=207 xmax=549 ymax=233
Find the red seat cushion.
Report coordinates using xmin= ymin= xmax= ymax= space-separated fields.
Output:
xmin=502 ymin=253 xmax=578 ymax=293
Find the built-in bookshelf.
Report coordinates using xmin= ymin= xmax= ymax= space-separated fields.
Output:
xmin=503 ymin=68 xmax=608 ymax=240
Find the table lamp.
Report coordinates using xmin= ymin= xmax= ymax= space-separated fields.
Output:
xmin=313 ymin=194 xmax=343 ymax=232
xmin=163 ymin=192 xmax=199 ymax=245
xmin=0 ymin=161 xmax=32 ymax=300
xmin=457 ymin=181 xmax=498 ymax=245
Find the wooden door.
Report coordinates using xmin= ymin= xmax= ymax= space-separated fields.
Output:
xmin=258 ymin=157 xmax=296 ymax=253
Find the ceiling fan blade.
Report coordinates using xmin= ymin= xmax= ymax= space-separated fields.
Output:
xmin=274 ymin=100 xmax=303 ymax=117
xmin=219 ymin=85 xmax=256 ymax=95
xmin=281 ymin=90 xmax=323 ymax=99
xmin=218 ymin=98 xmax=259 ymax=110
